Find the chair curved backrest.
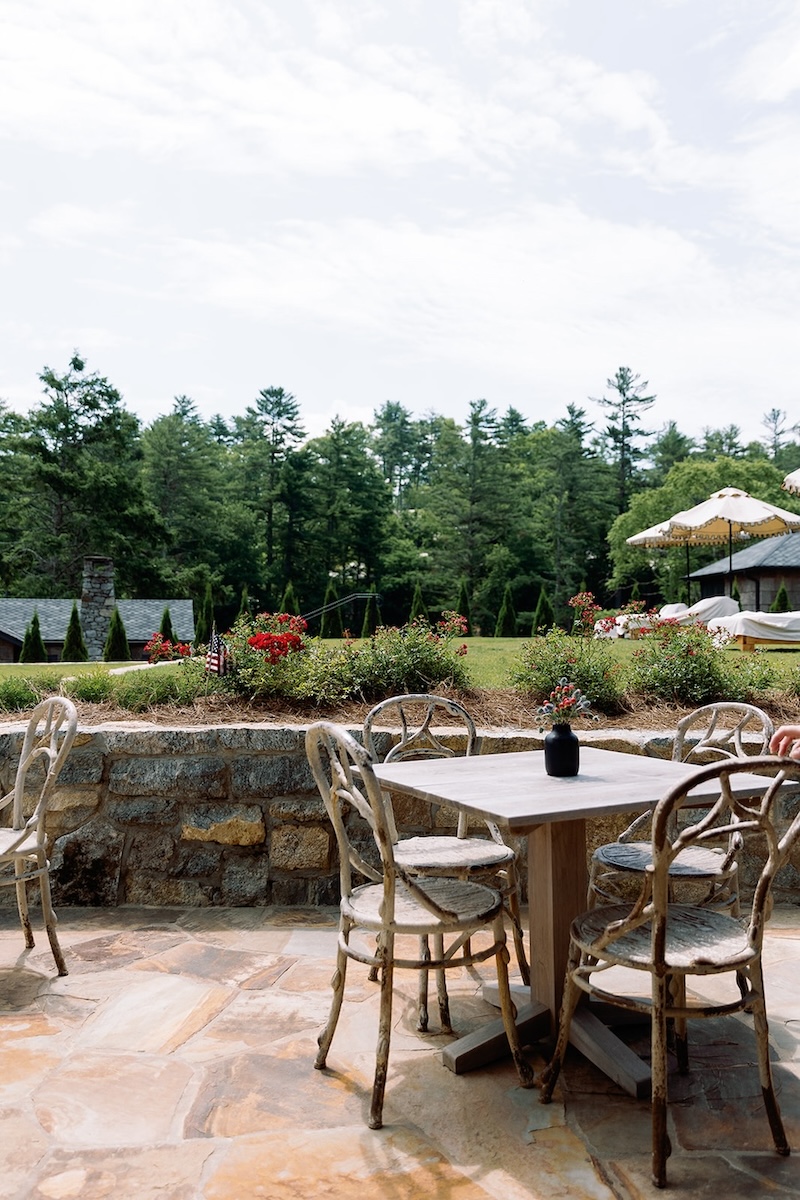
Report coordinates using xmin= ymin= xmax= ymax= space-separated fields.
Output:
xmin=3 ymin=697 xmax=78 ymax=849
xmin=363 ymin=694 xmax=479 ymax=763
xmin=673 ymin=702 xmax=773 ymax=764
xmin=306 ymin=721 xmax=460 ymax=926
xmin=599 ymin=757 xmax=800 ymax=961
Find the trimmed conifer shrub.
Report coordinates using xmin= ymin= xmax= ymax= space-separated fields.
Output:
xmin=770 ymin=580 xmax=791 ymax=613
xmin=456 ymin=577 xmax=472 ymax=636
xmin=409 ymin=581 xmax=427 ymax=622
xmin=532 ymin=586 xmax=555 ymax=634
xmin=280 ymin=581 xmax=300 ymax=615
xmin=320 ymin=580 xmax=344 ymax=638
xmin=103 ymin=606 xmax=131 ymax=661
xmin=194 ymin=582 xmax=213 ymax=646
xmin=19 ymin=610 xmax=48 ymax=663
xmin=360 ymin=586 xmax=380 ymax=638
xmin=159 ymin=606 xmax=176 ymax=643
xmin=61 ymin=602 xmax=88 ymax=661
xmin=494 ymin=582 xmax=518 ymax=637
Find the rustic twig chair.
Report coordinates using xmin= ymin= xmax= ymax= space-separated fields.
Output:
xmin=540 ymin=754 xmax=800 ymax=1188
xmin=363 ymin=693 xmax=529 ymax=1010
xmin=0 ymin=696 xmax=78 ymax=976
xmin=305 ymin=720 xmax=535 ymax=1129
xmin=588 ymin=702 xmax=773 ymax=913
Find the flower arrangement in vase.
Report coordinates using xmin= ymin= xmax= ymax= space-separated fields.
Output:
xmin=536 ymin=678 xmax=598 ymax=777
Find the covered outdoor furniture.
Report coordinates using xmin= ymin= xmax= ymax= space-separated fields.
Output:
xmin=305 ymin=721 xmax=535 ymax=1128
xmin=708 ymin=609 xmax=800 ymax=650
xmin=363 ymin=694 xmax=528 ymax=1003
xmin=588 ymin=702 xmax=773 ymax=914
xmin=598 ymin=596 xmax=739 ymax=639
xmin=0 ymin=697 xmax=78 ymax=976
xmin=540 ymin=755 xmax=800 ymax=1188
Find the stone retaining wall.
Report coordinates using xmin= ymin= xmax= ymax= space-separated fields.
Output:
xmin=1 ymin=722 xmax=798 ymax=907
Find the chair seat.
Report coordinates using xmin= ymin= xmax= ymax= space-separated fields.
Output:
xmin=573 ymin=903 xmax=754 ymax=973
xmin=394 ymin=835 xmax=515 ymax=872
xmin=345 ymin=876 xmax=503 ymax=934
xmin=593 ymin=840 xmax=732 ymax=878
xmin=0 ymin=829 xmax=38 ymax=858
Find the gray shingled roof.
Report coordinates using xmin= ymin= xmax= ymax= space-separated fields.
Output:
xmin=0 ymin=599 xmax=195 ymax=645
xmin=691 ymin=532 xmax=800 ymax=578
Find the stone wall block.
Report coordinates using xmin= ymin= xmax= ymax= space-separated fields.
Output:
xmin=181 ymin=804 xmax=266 ymax=846
xmin=101 ymin=728 xmax=219 ymax=755
xmin=106 ymin=796 xmax=181 ymax=826
xmin=126 ymin=830 xmax=176 ymax=871
xmin=108 ymin=756 xmax=227 ymax=798
xmin=123 ymin=876 xmax=212 ymax=906
xmin=56 ymin=750 xmax=105 ymax=786
xmin=230 ymin=754 xmax=315 ymax=799
xmin=219 ymin=853 xmax=270 ymax=905
xmin=173 ymin=843 xmax=225 ymax=879
xmin=268 ymin=795 xmax=327 ymax=823
xmin=51 ymin=819 xmax=124 ymax=906
xmin=216 ymin=726 xmax=304 ymax=752
xmin=270 ymin=825 xmax=330 ymax=871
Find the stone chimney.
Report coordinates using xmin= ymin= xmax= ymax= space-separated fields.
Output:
xmin=81 ymin=556 xmax=116 ymax=661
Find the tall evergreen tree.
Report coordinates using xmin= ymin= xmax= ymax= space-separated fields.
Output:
xmin=319 ymin=579 xmax=344 ymax=638
xmin=532 ymin=586 xmax=555 ymax=633
xmin=20 ymin=610 xmax=48 ymax=662
xmin=494 ymin=582 xmax=517 ymax=637
xmin=103 ymin=606 xmax=131 ymax=661
xmin=61 ymin=601 xmax=88 ymax=661
xmin=593 ymin=367 xmax=656 ymax=514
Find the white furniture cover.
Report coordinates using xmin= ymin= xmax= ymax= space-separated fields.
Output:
xmin=707 ymin=611 xmax=800 ymax=643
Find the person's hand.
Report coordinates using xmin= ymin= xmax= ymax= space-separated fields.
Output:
xmin=769 ymin=725 xmax=800 ymax=759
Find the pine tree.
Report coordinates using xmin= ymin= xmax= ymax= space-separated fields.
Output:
xmin=194 ymin=582 xmax=213 ymax=646
xmin=320 ymin=580 xmax=344 ymax=638
xmin=409 ymin=581 xmax=428 ymax=622
xmin=103 ymin=606 xmax=131 ymax=661
xmin=19 ymin=610 xmax=48 ymax=663
xmin=494 ymin=583 xmax=517 ymax=637
xmin=61 ymin=602 xmax=88 ymax=661
xmin=360 ymin=585 xmax=380 ymax=638
xmin=280 ymin=581 xmax=300 ymax=614
xmin=771 ymin=581 xmax=790 ymax=613
xmin=159 ymin=606 xmax=175 ymax=643
xmin=532 ymin=586 xmax=555 ymax=634
xmin=455 ymin=577 xmax=472 ymax=636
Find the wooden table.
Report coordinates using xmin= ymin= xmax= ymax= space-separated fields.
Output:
xmin=372 ymin=745 xmax=771 ymax=1095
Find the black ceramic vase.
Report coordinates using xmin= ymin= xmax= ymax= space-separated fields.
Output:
xmin=544 ymin=723 xmax=580 ymax=777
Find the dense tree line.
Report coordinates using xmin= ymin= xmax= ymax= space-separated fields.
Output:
xmin=1 ymin=355 xmax=798 ymax=633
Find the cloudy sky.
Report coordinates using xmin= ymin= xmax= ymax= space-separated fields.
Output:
xmin=2 ymin=0 xmax=799 ymax=445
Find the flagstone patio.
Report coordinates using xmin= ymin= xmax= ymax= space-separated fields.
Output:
xmin=1 ymin=904 xmax=799 ymax=1199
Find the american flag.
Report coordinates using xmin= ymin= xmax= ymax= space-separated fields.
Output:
xmin=205 ymin=626 xmax=228 ymax=676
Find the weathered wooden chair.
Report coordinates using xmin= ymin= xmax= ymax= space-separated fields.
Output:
xmin=588 ymin=702 xmax=773 ymax=913
xmin=363 ymin=693 xmax=529 ymax=1011
xmin=540 ymin=754 xmax=800 ymax=1188
xmin=306 ymin=720 xmax=535 ymax=1129
xmin=0 ymin=696 xmax=78 ymax=976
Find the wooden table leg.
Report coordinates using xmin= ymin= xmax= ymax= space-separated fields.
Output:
xmin=528 ymin=817 xmax=586 ymax=1027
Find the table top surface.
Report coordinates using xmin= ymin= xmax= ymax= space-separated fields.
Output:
xmin=371 ymin=746 xmax=773 ymax=832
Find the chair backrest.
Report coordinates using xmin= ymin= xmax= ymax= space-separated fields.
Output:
xmin=673 ymin=702 xmax=773 ymax=764
xmin=596 ymin=757 xmax=800 ymax=963
xmin=363 ymin=694 xmax=491 ymax=841
xmin=363 ymin=693 xmax=479 ymax=763
xmin=8 ymin=697 xmax=78 ymax=840
xmin=650 ymin=756 xmax=800 ymax=952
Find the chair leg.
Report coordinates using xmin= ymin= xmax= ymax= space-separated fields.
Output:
xmin=417 ymin=936 xmax=431 ymax=1032
xmin=38 ymin=857 xmax=68 ymax=977
xmin=540 ymin=940 xmax=582 ymax=1102
xmin=370 ymin=934 xmax=395 ymax=1129
xmin=368 ymin=934 xmax=381 ymax=983
xmin=492 ymin=917 xmax=535 ymax=1089
xmin=750 ymin=961 xmax=790 ymax=1156
xmin=651 ymin=973 xmax=670 ymax=1189
xmin=432 ymin=933 xmax=452 ymax=1034
xmin=315 ymin=932 xmax=350 ymax=1070
xmin=667 ymin=975 xmax=689 ymax=1074
xmin=15 ymin=860 xmax=34 ymax=948
xmin=505 ymin=869 xmax=530 ymax=987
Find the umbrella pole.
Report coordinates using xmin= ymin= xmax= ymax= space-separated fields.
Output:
xmin=728 ymin=524 xmax=733 ymax=597
xmin=685 ymin=543 xmax=690 ymax=605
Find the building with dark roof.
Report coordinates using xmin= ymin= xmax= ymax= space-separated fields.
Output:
xmin=691 ymin=533 xmax=800 ymax=611
xmin=0 ymin=557 xmax=195 ymax=663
